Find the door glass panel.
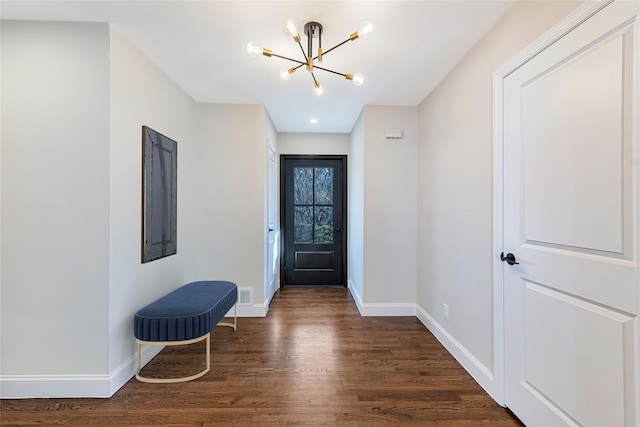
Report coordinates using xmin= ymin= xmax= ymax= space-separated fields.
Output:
xmin=314 ymin=167 xmax=333 ymax=205
xmin=293 ymin=166 xmax=334 ymax=243
xmin=294 ymin=206 xmax=312 ymax=243
xmin=314 ymin=206 xmax=333 ymax=243
xmin=294 ymin=168 xmax=313 ymax=205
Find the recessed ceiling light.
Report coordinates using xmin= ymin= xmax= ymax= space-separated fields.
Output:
xmin=310 ymin=118 xmax=318 ymax=124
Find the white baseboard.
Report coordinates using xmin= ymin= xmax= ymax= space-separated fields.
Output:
xmin=415 ymin=304 xmax=497 ymax=399
xmin=0 ymin=374 xmax=111 ymax=399
xmin=360 ymin=303 xmax=416 ymax=316
xmin=347 ymin=280 xmax=416 ymax=316
xmin=236 ymin=303 xmax=267 ymax=317
xmin=0 ymin=345 xmax=163 ymax=399
xmin=347 ymin=280 xmax=364 ymax=315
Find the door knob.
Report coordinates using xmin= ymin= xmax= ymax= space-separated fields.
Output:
xmin=500 ymin=252 xmax=519 ymax=265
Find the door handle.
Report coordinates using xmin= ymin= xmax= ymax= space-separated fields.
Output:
xmin=335 ymin=228 xmax=343 ymax=232
xmin=500 ymin=252 xmax=519 ymax=265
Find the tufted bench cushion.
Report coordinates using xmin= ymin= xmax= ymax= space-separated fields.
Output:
xmin=133 ymin=280 xmax=238 ymax=383
xmin=134 ymin=280 xmax=237 ymax=342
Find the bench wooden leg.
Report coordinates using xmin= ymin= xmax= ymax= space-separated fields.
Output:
xmin=136 ymin=333 xmax=211 ymax=384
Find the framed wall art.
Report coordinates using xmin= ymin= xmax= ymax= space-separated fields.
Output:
xmin=141 ymin=126 xmax=177 ymax=263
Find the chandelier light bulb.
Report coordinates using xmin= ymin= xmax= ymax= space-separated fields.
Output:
xmin=246 ymin=41 xmax=263 ymax=58
xmin=280 ymin=67 xmax=292 ymax=80
xmin=358 ymin=21 xmax=374 ymax=38
xmin=352 ymin=73 xmax=364 ymax=86
xmin=314 ymin=82 xmax=324 ymax=96
xmin=284 ymin=19 xmax=300 ymax=38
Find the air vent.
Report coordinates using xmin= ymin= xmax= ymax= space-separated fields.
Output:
xmin=238 ymin=288 xmax=252 ymax=305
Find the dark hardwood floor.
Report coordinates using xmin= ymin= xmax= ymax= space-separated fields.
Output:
xmin=1 ymin=287 xmax=523 ymax=426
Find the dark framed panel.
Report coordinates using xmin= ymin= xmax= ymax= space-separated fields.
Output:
xmin=141 ymin=126 xmax=177 ymax=263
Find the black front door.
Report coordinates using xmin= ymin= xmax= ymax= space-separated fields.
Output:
xmin=281 ymin=156 xmax=346 ymax=286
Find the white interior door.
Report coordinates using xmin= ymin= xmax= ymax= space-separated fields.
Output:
xmin=502 ymin=1 xmax=639 ymax=425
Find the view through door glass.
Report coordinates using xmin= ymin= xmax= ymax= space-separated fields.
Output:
xmin=282 ymin=157 xmax=345 ymax=286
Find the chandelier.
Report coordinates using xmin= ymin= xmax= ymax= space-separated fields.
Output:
xmin=247 ymin=19 xmax=373 ymax=95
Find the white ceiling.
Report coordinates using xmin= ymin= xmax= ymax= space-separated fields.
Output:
xmin=1 ymin=1 xmax=514 ymax=133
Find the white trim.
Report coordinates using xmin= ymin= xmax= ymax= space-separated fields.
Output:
xmin=237 ymin=303 xmax=267 ymax=317
xmin=0 ymin=374 xmax=111 ymax=399
xmin=0 ymin=345 xmax=163 ymax=399
xmin=494 ymin=0 xmax=614 ymax=79
xmin=347 ymin=279 xmax=364 ymax=315
xmin=360 ymin=303 xmax=416 ymax=317
xmin=492 ymin=67 xmax=506 ymax=405
xmin=347 ymin=280 xmax=415 ymax=316
xmin=416 ymin=304 xmax=497 ymax=401
xmin=492 ymin=0 xmax=613 ymax=409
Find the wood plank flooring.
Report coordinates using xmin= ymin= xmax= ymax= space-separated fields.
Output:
xmin=1 ymin=287 xmax=523 ymax=426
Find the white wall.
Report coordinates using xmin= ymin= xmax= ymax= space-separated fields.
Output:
xmin=361 ymin=106 xmax=418 ymax=310
xmin=196 ymin=104 xmax=269 ymax=315
xmin=278 ymin=133 xmax=350 ymax=155
xmin=416 ymin=0 xmax=583 ymax=397
xmin=1 ymin=21 xmax=111 ymax=380
xmin=108 ymin=28 xmax=200 ymax=384
xmin=348 ymin=106 xmax=418 ymax=314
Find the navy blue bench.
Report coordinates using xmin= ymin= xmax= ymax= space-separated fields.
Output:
xmin=134 ymin=280 xmax=237 ymax=383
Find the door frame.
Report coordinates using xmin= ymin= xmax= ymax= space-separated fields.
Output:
xmin=491 ymin=0 xmax=613 ymax=407
xmin=267 ymin=145 xmax=278 ymax=300
xmin=279 ymin=154 xmax=348 ymax=287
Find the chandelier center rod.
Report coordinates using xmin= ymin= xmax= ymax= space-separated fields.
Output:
xmin=303 ymin=22 xmax=324 ymax=70
xmin=303 ymin=22 xmax=323 ymax=39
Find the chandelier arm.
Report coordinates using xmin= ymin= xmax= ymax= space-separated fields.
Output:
xmin=321 ymin=38 xmax=351 ymax=57
xmin=314 ymin=65 xmax=347 ymax=78
xmin=270 ymin=52 xmax=306 ymax=66
xmin=287 ymin=36 xmax=354 ymax=72
xmin=289 ymin=38 xmax=350 ymax=73
xmin=296 ymin=39 xmax=307 ymax=62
